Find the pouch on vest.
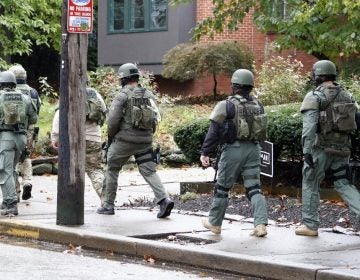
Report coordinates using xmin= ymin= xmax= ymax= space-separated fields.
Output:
xmin=86 ymin=89 xmax=105 ymax=125
xmin=331 ymin=102 xmax=357 ymax=132
xmin=252 ymin=114 xmax=268 ymax=141
xmin=130 ymin=97 xmax=157 ymax=130
xmin=2 ymin=93 xmax=26 ymax=125
xmin=86 ymin=99 xmax=105 ymax=124
xmin=237 ymin=117 xmax=250 ymax=139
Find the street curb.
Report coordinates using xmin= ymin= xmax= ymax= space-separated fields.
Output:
xmin=0 ymin=219 xmax=341 ymax=280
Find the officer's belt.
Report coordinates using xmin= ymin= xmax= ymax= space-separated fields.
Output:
xmin=0 ymin=129 xmax=26 ymax=134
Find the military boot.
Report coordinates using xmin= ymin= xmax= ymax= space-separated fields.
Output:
xmin=251 ymin=224 xmax=267 ymax=237
xmin=157 ymin=198 xmax=174 ymax=218
xmin=96 ymin=206 xmax=115 ymax=215
xmin=295 ymin=224 xmax=318 ymax=236
xmin=0 ymin=203 xmax=18 ymax=216
xmin=201 ymin=218 xmax=221 ymax=234
xmin=22 ymin=183 xmax=32 ymax=200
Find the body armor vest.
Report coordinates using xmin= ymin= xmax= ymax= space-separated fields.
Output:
xmin=229 ymin=95 xmax=267 ymax=141
xmin=16 ymin=84 xmax=40 ymax=114
xmin=0 ymin=89 xmax=28 ymax=129
xmin=121 ymin=86 xmax=157 ymax=130
xmin=315 ymin=85 xmax=357 ymax=151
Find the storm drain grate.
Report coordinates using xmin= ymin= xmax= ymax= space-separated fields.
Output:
xmin=131 ymin=232 xmax=218 ymax=246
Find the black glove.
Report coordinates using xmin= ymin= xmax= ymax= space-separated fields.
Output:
xmin=304 ymin=153 xmax=314 ymax=168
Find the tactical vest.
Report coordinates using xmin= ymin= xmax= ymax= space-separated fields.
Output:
xmin=16 ymin=84 xmax=40 ymax=114
xmin=229 ymin=95 xmax=267 ymax=141
xmin=86 ymin=88 xmax=106 ymax=125
xmin=122 ymin=86 xmax=157 ymax=130
xmin=0 ymin=89 xmax=28 ymax=129
xmin=314 ymin=85 xmax=357 ymax=151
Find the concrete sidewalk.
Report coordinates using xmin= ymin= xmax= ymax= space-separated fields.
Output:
xmin=0 ymin=168 xmax=359 ymax=280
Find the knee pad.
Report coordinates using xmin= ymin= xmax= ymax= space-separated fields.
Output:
xmin=214 ymin=184 xmax=229 ymax=198
xmin=245 ymin=184 xmax=262 ymax=200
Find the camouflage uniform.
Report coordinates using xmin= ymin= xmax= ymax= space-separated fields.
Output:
xmin=51 ymin=88 xmax=107 ymax=199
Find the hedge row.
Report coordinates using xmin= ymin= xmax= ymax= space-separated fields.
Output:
xmin=174 ymin=104 xmax=360 ymax=163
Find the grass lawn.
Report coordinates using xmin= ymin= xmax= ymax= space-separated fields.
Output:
xmin=37 ymin=97 xmax=57 ymax=138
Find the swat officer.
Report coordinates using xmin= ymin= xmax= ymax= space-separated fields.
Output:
xmin=9 ymin=64 xmax=41 ymax=201
xmin=296 ymin=60 xmax=360 ymax=236
xmin=97 ymin=63 xmax=174 ymax=218
xmin=200 ymin=69 xmax=268 ymax=236
xmin=0 ymin=71 xmax=37 ymax=216
xmin=51 ymin=87 xmax=107 ymax=199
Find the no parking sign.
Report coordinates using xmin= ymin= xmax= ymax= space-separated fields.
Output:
xmin=67 ymin=0 xmax=93 ymax=33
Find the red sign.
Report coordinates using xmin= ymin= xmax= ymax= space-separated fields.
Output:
xmin=67 ymin=0 xmax=93 ymax=33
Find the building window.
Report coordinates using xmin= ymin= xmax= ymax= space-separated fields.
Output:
xmin=108 ymin=0 xmax=168 ymax=33
xmin=271 ymin=0 xmax=294 ymax=20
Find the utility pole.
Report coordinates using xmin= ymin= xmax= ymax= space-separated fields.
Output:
xmin=57 ymin=0 xmax=88 ymax=225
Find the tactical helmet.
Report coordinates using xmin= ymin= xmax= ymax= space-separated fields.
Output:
xmin=118 ymin=63 xmax=139 ymax=79
xmin=231 ymin=69 xmax=254 ymax=86
xmin=312 ymin=60 xmax=337 ymax=76
xmin=0 ymin=71 xmax=17 ymax=85
xmin=9 ymin=64 xmax=27 ymax=80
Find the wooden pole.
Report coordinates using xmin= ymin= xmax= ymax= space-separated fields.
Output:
xmin=57 ymin=0 xmax=87 ymax=225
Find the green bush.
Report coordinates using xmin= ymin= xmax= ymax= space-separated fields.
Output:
xmin=162 ymin=41 xmax=253 ymax=98
xmin=338 ymin=74 xmax=360 ymax=103
xmin=266 ymin=104 xmax=303 ymax=161
xmin=173 ymin=118 xmax=210 ymax=162
xmin=255 ymin=56 xmax=308 ymax=106
xmin=88 ymin=66 xmax=159 ymax=106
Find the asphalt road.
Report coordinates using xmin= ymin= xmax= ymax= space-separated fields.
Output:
xmin=0 ymin=236 xmax=260 ymax=280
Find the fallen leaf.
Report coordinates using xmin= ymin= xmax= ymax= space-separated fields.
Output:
xmin=167 ymin=235 xmax=177 ymax=241
xmin=105 ymin=250 xmax=114 ymax=256
xmin=144 ymin=255 xmax=156 ymax=264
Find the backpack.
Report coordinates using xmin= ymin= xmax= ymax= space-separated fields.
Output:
xmin=126 ymin=87 xmax=158 ymax=130
xmin=86 ymin=88 xmax=106 ymax=125
xmin=229 ymin=95 xmax=267 ymax=141
xmin=0 ymin=90 xmax=27 ymax=126
xmin=316 ymin=86 xmax=357 ymax=135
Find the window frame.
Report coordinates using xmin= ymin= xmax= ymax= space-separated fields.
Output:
xmin=107 ymin=0 xmax=168 ymax=34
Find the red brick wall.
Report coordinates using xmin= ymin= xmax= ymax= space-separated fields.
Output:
xmin=158 ymin=1 xmax=318 ymax=97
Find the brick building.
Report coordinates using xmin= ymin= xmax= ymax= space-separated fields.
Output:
xmin=98 ymin=1 xmax=317 ymax=96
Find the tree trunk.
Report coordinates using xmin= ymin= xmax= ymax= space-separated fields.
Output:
xmin=312 ymin=52 xmax=329 ymax=60
xmin=212 ymin=72 xmax=217 ymax=100
xmin=57 ymin=0 xmax=87 ymax=225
